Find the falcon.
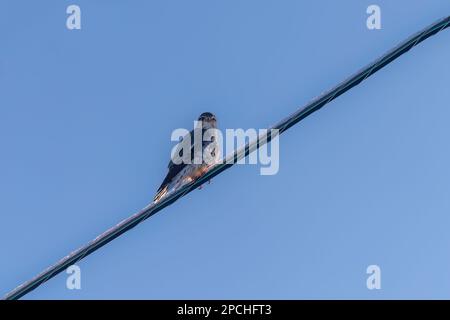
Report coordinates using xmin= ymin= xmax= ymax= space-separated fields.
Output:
xmin=154 ymin=112 xmax=219 ymax=202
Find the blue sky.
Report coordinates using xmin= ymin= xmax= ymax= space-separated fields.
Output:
xmin=1 ymin=1 xmax=450 ymax=299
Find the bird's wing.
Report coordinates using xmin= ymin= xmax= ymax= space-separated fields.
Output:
xmin=155 ymin=129 xmax=196 ymax=195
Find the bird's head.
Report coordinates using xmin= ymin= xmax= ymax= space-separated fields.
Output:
xmin=198 ymin=112 xmax=217 ymax=128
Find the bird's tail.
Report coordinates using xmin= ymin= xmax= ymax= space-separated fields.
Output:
xmin=153 ymin=185 xmax=168 ymax=203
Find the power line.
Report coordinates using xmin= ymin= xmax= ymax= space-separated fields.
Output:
xmin=4 ymin=15 xmax=450 ymax=300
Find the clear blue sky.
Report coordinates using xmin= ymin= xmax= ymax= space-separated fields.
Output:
xmin=1 ymin=1 xmax=450 ymax=299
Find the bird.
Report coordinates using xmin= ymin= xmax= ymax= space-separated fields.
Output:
xmin=154 ymin=112 xmax=219 ymax=202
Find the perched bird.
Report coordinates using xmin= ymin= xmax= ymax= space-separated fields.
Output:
xmin=154 ymin=112 xmax=219 ymax=202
